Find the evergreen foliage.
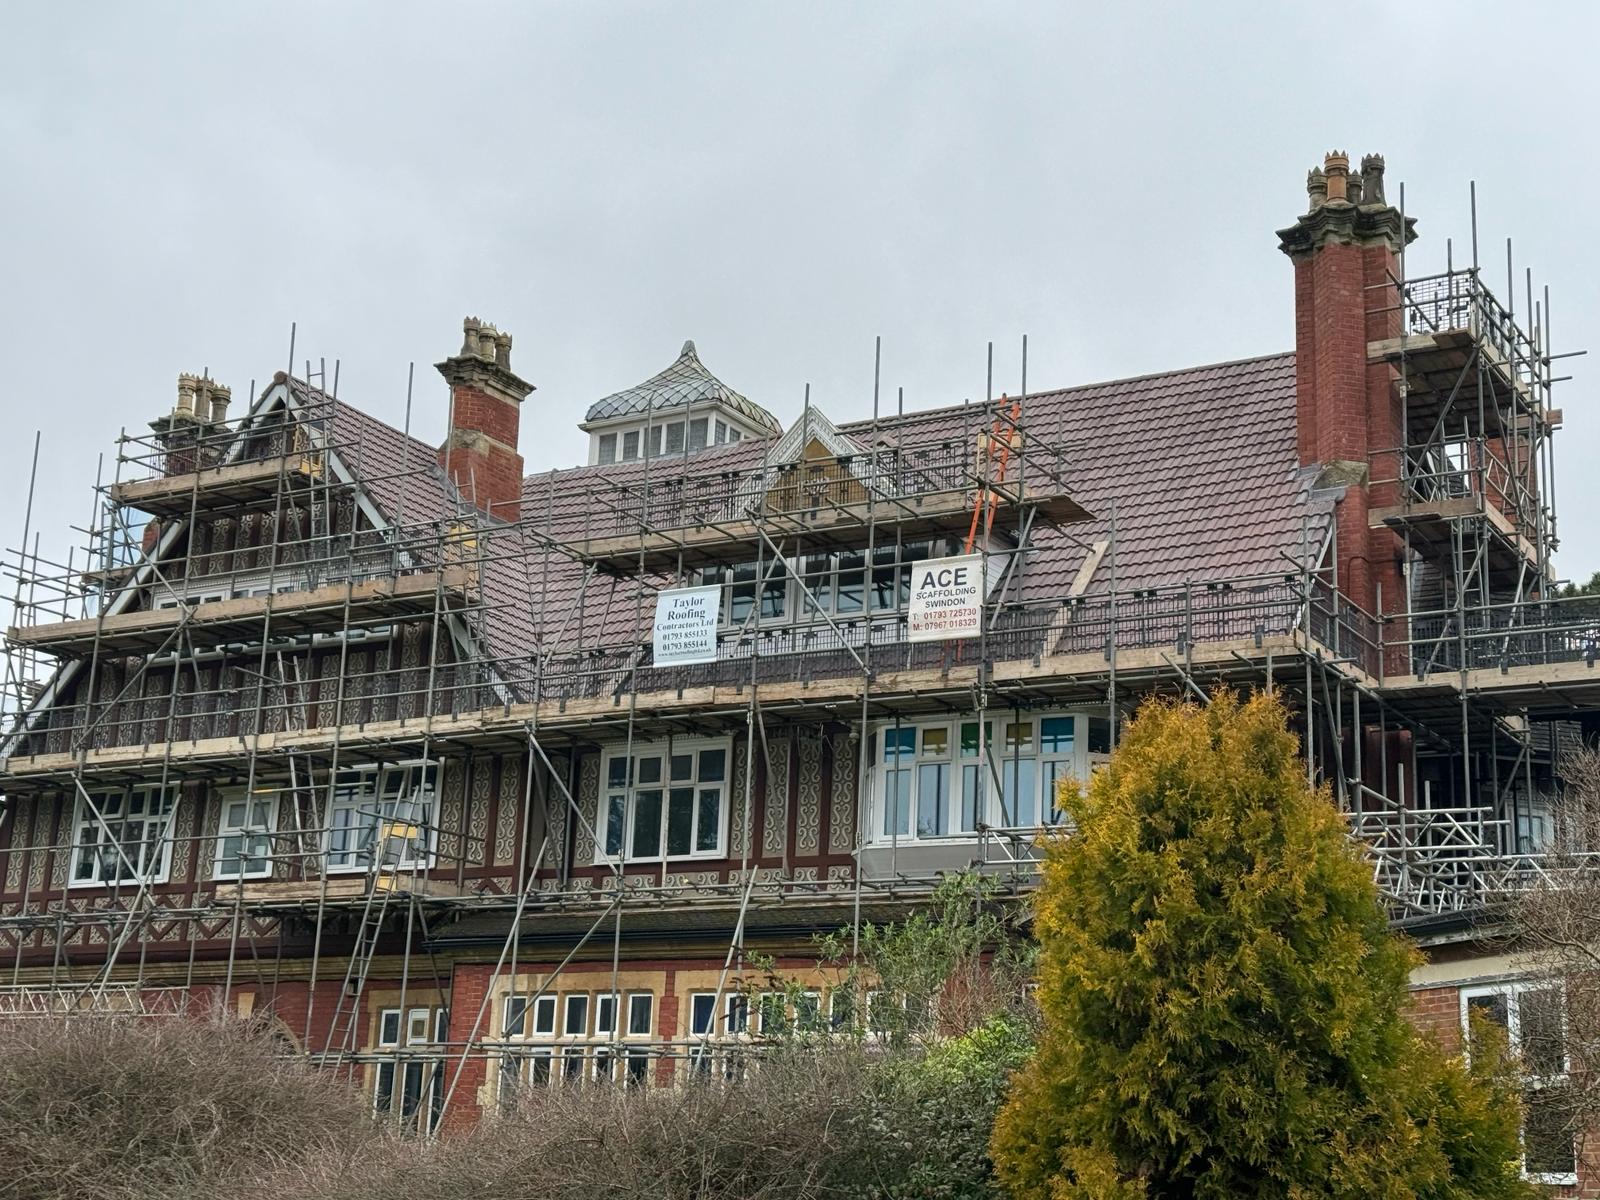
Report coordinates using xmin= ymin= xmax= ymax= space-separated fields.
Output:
xmin=990 ymin=691 xmax=1532 ymax=1200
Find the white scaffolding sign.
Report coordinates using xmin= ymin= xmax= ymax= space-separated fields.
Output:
xmin=906 ymin=554 xmax=984 ymax=642
xmin=652 ymin=585 xmax=722 ymax=665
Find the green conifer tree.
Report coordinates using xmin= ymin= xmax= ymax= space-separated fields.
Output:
xmin=990 ymin=691 xmax=1531 ymax=1200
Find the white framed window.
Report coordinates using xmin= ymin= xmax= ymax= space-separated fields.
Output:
xmin=795 ymin=991 xmax=823 ymax=1033
xmin=688 ymin=992 xmax=718 ymax=1038
xmin=622 ymin=430 xmax=640 ymax=461
xmin=870 ymin=712 xmax=1111 ymax=843
xmin=726 ymin=993 xmax=749 ymax=1035
xmin=1461 ymin=982 xmax=1575 ymax=1183
xmin=498 ymin=1045 xmax=553 ymax=1108
xmin=756 ymin=991 xmax=787 ymax=1037
xmin=627 ymin=992 xmax=654 ymax=1037
xmin=597 ymin=740 xmax=730 ymax=864
xmin=597 ymin=433 xmax=617 ymax=465
xmin=374 ymin=1005 xmax=445 ymax=1134
xmin=325 ymin=761 xmax=438 ymax=872
xmin=558 ymin=1047 xmax=587 ymax=1085
xmin=595 ymin=992 xmax=619 ymax=1037
xmin=563 ymin=993 xmax=590 ymax=1038
xmin=213 ymin=789 xmax=277 ymax=880
xmin=502 ymin=992 xmax=556 ymax=1039
xmin=698 ymin=539 xmax=967 ymax=631
xmin=69 ymin=785 xmax=177 ymax=887
xmin=696 ymin=559 xmax=790 ymax=627
xmin=624 ymin=1048 xmax=651 ymax=1087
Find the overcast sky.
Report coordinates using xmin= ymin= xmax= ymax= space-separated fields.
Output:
xmin=2 ymin=2 xmax=1596 ymax=583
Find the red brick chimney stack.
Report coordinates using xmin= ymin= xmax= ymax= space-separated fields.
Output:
xmin=1278 ymin=151 xmax=1416 ymax=620
xmin=435 ymin=317 xmax=534 ymax=522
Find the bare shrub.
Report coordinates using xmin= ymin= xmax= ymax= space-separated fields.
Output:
xmin=1504 ymin=744 xmax=1600 ymax=1178
xmin=0 ymin=1012 xmax=374 ymax=1200
xmin=240 ymin=1046 xmax=876 ymax=1200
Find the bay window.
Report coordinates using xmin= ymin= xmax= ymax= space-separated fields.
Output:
xmin=70 ymin=785 xmax=176 ymax=887
xmin=871 ymin=713 xmax=1111 ymax=842
xmin=598 ymin=740 xmax=729 ymax=863
xmin=325 ymin=762 xmax=438 ymax=872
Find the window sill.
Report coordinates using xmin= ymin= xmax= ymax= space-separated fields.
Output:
xmin=67 ymin=876 xmax=171 ymax=890
xmin=592 ymin=851 xmax=727 ymax=869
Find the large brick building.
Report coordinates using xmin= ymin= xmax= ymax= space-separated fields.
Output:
xmin=0 ymin=151 xmax=1587 ymax=1181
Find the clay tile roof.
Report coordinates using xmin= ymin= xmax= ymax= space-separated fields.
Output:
xmin=467 ymin=350 xmax=1331 ymax=668
xmin=300 ymin=352 xmax=1331 ymax=673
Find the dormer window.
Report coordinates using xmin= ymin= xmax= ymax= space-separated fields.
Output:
xmin=690 ymin=538 xmax=968 ymax=630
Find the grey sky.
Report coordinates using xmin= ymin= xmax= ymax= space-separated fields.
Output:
xmin=3 ymin=2 xmax=1596 ymax=582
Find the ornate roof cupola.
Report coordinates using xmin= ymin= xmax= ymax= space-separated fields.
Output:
xmin=580 ymin=340 xmax=781 ymax=465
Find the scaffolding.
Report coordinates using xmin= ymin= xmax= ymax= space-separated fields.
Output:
xmin=0 ymin=230 xmax=1585 ymax=1126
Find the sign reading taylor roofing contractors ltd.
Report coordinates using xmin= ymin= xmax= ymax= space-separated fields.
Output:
xmin=906 ymin=554 xmax=984 ymax=643
xmin=652 ymin=585 xmax=722 ymax=666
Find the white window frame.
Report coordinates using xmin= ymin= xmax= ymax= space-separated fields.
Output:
xmin=374 ymin=1004 xmax=444 ymax=1134
xmin=869 ymin=712 xmax=1110 ymax=845
xmin=595 ymin=992 xmax=619 ymax=1038
xmin=68 ymin=784 xmax=178 ymax=888
xmin=324 ymin=760 xmax=440 ymax=874
xmin=563 ymin=993 xmax=590 ymax=1039
xmin=626 ymin=992 xmax=654 ymax=1038
xmin=688 ymin=992 xmax=718 ymax=1038
xmin=1460 ymin=981 xmax=1576 ymax=1185
xmin=212 ymin=787 xmax=278 ymax=880
xmin=595 ymin=738 xmax=732 ymax=865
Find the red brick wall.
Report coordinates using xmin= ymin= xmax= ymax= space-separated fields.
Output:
xmin=439 ymin=383 xmax=525 ymax=521
xmin=1293 ymin=230 xmax=1407 ymax=648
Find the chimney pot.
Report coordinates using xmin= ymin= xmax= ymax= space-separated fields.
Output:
xmin=176 ymin=374 xmax=199 ymax=417
xmin=1347 ymin=171 xmax=1364 ymax=206
xmin=209 ymin=383 xmax=232 ymax=425
xmin=495 ymin=331 xmax=512 ymax=372
xmin=1323 ymin=151 xmax=1350 ymax=202
xmin=461 ymin=317 xmax=482 ymax=359
xmin=1307 ymin=166 xmax=1327 ymax=210
xmin=1360 ymin=154 xmax=1387 ymax=205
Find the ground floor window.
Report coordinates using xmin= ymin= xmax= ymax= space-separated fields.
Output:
xmin=870 ymin=711 xmax=1111 ymax=842
xmin=597 ymin=739 xmax=730 ymax=864
xmin=326 ymin=761 xmax=438 ymax=871
xmin=69 ymin=785 xmax=177 ymax=886
xmin=1462 ymin=982 xmax=1575 ymax=1183
xmin=374 ymin=1005 xmax=447 ymax=1135
xmin=499 ymin=987 xmax=659 ymax=1103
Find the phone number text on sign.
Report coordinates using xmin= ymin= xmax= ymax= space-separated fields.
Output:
xmin=906 ymin=554 xmax=984 ymax=643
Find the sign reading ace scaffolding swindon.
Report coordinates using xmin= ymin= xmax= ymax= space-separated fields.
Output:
xmin=906 ymin=554 xmax=984 ymax=642
xmin=652 ymin=585 xmax=722 ymax=666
